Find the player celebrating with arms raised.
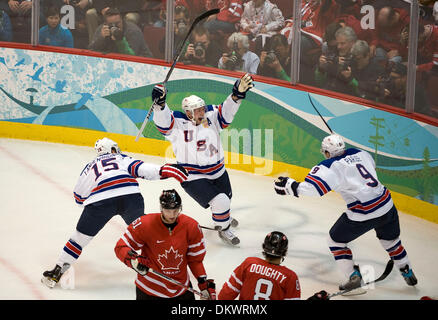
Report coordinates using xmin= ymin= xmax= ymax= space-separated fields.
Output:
xmin=274 ymin=134 xmax=417 ymax=291
xmin=115 ymin=189 xmax=216 ymax=300
xmin=151 ymin=73 xmax=254 ymax=246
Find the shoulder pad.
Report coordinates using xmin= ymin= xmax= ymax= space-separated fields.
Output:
xmin=319 ymin=148 xmax=361 ymax=168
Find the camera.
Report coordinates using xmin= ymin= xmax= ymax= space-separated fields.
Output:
xmin=224 ymin=40 xmax=242 ymax=70
xmin=264 ymin=50 xmax=277 ymax=65
xmin=224 ymin=51 xmax=241 ymax=70
xmin=107 ymin=23 xmax=123 ymax=41
xmin=338 ymin=54 xmax=352 ymax=72
xmin=193 ymin=42 xmax=206 ymax=58
xmin=377 ymin=75 xmax=395 ymax=98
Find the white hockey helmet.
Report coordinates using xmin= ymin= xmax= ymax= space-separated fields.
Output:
xmin=320 ymin=134 xmax=345 ymax=159
xmin=182 ymin=95 xmax=206 ymax=114
xmin=95 ymin=137 xmax=120 ymax=156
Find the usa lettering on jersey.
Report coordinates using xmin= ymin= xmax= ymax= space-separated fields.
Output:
xmin=153 ymin=95 xmax=241 ymax=181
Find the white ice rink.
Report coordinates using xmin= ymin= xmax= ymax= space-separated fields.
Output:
xmin=1 ymin=138 xmax=437 ymax=300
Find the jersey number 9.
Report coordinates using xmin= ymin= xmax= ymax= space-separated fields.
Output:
xmin=356 ymin=164 xmax=378 ymax=187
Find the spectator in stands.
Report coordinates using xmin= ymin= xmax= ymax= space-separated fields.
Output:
xmin=204 ymin=0 xmax=243 ymax=35
xmin=258 ymin=33 xmax=291 ymax=81
xmin=240 ymin=0 xmax=285 ymax=53
xmin=181 ymin=25 xmax=222 ymax=68
xmin=369 ymin=6 xmax=410 ymax=64
xmin=218 ymin=32 xmax=260 ymax=73
xmin=314 ymin=26 xmax=357 ymax=95
xmin=400 ymin=24 xmax=438 ymax=72
xmin=158 ymin=5 xmax=191 ymax=56
xmin=2 ymin=0 xmax=43 ymax=42
xmin=0 ymin=9 xmax=13 ymax=42
xmin=86 ymin=0 xmax=144 ymax=45
xmin=349 ymin=40 xmax=386 ymax=101
xmin=39 ymin=6 xmax=74 ymax=48
xmin=375 ymin=62 xmax=408 ymax=108
xmin=88 ymin=7 xmax=152 ymax=57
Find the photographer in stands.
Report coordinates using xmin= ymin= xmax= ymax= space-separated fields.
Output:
xmin=349 ymin=40 xmax=386 ymax=101
xmin=258 ymin=33 xmax=291 ymax=81
xmin=181 ymin=25 xmax=222 ymax=68
xmin=88 ymin=7 xmax=152 ymax=57
xmin=315 ymin=26 xmax=357 ymax=96
xmin=218 ymin=32 xmax=259 ymax=74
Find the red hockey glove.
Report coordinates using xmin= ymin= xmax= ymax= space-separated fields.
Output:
xmin=159 ymin=163 xmax=188 ymax=183
xmin=124 ymin=250 xmax=150 ymax=276
xmin=307 ymin=290 xmax=329 ymax=300
xmin=198 ymin=277 xmax=216 ymax=300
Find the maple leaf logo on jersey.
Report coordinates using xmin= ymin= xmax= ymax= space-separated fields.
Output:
xmin=157 ymin=246 xmax=183 ymax=271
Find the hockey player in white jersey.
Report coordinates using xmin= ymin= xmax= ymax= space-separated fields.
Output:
xmin=274 ymin=134 xmax=417 ymax=291
xmin=41 ymin=137 xmax=188 ymax=288
xmin=151 ymin=73 xmax=254 ymax=246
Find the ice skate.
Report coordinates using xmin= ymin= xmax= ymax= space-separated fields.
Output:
xmin=230 ymin=217 xmax=239 ymax=228
xmin=41 ymin=263 xmax=70 ymax=288
xmin=216 ymin=225 xmax=240 ymax=246
xmin=339 ymin=265 xmax=363 ymax=291
xmin=400 ymin=265 xmax=417 ymax=286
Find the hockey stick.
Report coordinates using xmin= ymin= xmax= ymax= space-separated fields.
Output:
xmin=135 ymin=8 xmax=220 ymax=142
xmin=327 ymin=259 xmax=394 ymax=299
xmin=308 ymin=93 xmax=333 ymax=134
xmin=132 ymin=259 xmax=206 ymax=298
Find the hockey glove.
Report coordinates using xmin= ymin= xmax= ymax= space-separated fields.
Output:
xmin=274 ymin=176 xmax=300 ymax=197
xmin=307 ymin=290 xmax=329 ymax=300
xmin=159 ymin=164 xmax=188 ymax=183
xmin=232 ymin=73 xmax=254 ymax=100
xmin=198 ymin=277 xmax=217 ymax=300
xmin=152 ymin=84 xmax=167 ymax=108
xmin=125 ymin=250 xmax=151 ymax=276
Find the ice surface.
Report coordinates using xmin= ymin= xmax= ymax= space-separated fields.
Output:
xmin=0 ymin=138 xmax=437 ymax=300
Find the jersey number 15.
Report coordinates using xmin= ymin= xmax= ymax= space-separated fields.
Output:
xmin=92 ymin=158 xmax=119 ymax=180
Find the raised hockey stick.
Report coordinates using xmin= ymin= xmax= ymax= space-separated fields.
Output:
xmin=135 ymin=8 xmax=220 ymax=142
xmin=327 ymin=259 xmax=394 ymax=299
xmin=308 ymin=93 xmax=334 ymax=134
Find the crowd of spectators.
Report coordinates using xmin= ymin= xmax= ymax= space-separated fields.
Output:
xmin=0 ymin=0 xmax=437 ymax=117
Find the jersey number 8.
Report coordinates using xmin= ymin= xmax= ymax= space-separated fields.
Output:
xmin=253 ymin=278 xmax=273 ymax=300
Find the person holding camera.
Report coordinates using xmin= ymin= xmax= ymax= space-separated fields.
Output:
xmin=258 ymin=33 xmax=291 ymax=81
xmin=85 ymin=0 xmax=144 ymax=45
xmin=314 ymin=26 xmax=357 ymax=96
xmin=347 ymin=40 xmax=386 ymax=102
xmin=88 ymin=7 xmax=152 ymax=57
xmin=181 ymin=26 xmax=222 ymax=68
xmin=218 ymin=32 xmax=259 ymax=74
xmin=376 ymin=62 xmax=428 ymax=113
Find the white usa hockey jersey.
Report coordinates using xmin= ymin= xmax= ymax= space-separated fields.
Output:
xmin=73 ymin=153 xmax=161 ymax=206
xmin=297 ymin=148 xmax=394 ymax=222
xmin=152 ymin=94 xmax=241 ymax=181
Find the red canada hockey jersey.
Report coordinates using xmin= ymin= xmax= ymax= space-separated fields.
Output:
xmin=218 ymin=256 xmax=301 ymax=300
xmin=115 ymin=213 xmax=207 ymax=298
